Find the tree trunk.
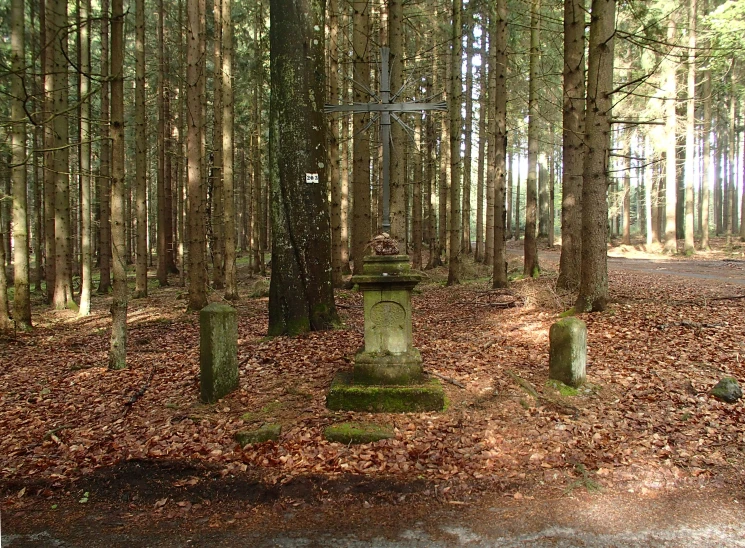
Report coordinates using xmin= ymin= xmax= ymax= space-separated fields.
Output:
xmin=524 ymin=0 xmax=540 ymax=278
xmin=461 ymin=14 xmax=474 ymax=255
xmin=212 ymin=0 xmax=225 ymax=290
xmin=134 ymin=0 xmax=148 ymax=297
xmin=351 ymin=0 xmax=371 ymax=274
xmin=622 ymin=129 xmax=631 ymax=245
xmin=389 ymin=0 xmax=406 ymax=243
xmin=447 ymin=0 xmax=463 ymax=286
xmin=78 ymin=0 xmax=92 ymax=316
xmin=663 ymin=19 xmax=678 ymax=254
xmin=268 ymin=0 xmax=339 ymax=336
xmin=492 ymin=0 xmax=508 ymax=288
xmin=0 ymin=225 xmax=11 ymax=329
xmin=475 ymin=24 xmax=487 ymax=263
xmin=329 ymin=0 xmax=343 ymax=286
xmin=156 ymin=0 xmax=169 ymax=287
xmin=187 ymin=0 xmax=208 ymax=310
xmin=557 ymin=0 xmax=584 ymax=291
xmin=412 ymin=112 xmax=423 ymax=270
xmin=98 ymin=0 xmax=112 ymax=294
xmin=222 ymin=0 xmax=238 ymax=300
xmin=684 ymin=0 xmax=697 ymax=254
xmin=51 ymin=0 xmax=74 ymax=310
xmin=109 ymin=0 xmax=127 ymax=369
xmin=726 ymin=69 xmax=736 ymax=246
xmin=11 ymin=0 xmax=31 ymax=327
xmin=575 ymin=0 xmax=615 ymax=313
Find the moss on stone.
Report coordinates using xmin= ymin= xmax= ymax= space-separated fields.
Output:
xmin=324 ymin=422 xmax=394 ymax=444
xmin=326 ymin=371 xmax=445 ymax=412
xmin=234 ymin=423 xmax=282 ymax=447
xmin=558 ymin=307 xmax=576 ymax=318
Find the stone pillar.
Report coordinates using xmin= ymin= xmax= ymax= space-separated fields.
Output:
xmin=200 ymin=303 xmax=239 ymax=403
xmin=549 ymin=317 xmax=587 ymax=387
xmin=353 ymin=255 xmax=422 ymax=384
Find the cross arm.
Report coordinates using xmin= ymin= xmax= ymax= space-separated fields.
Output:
xmin=324 ymin=101 xmax=447 ymax=115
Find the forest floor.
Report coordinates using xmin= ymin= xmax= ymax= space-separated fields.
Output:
xmin=1 ymin=237 xmax=745 ymax=546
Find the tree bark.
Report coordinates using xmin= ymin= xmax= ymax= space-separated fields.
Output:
xmin=351 ymin=0 xmax=371 ymax=274
xmin=475 ymin=25 xmax=487 ymax=263
xmin=328 ymin=0 xmax=343 ymax=286
xmin=98 ymin=0 xmax=112 ymax=294
xmin=134 ymin=0 xmax=148 ymax=297
xmin=268 ymin=0 xmax=339 ymax=336
xmin=447 ymin=0 xmax=463 ymax=286
xmin=461 ymin=14 xmax=474 ymax=255
xmin=492 ymin=0 xmax=508 ymax=288
xmin=11 ymin=0 xmax=31 ymax=327
xmin=222 ymin=0 xmax=238 ymax=300
xmin=156 ymin=0 xmax=169 ymax=287
xmin=663 ymin=19 xmax=678 ymax=254
xmin=212 ymin=0 xmax=225 ymax=290
xmin=524 ymin=0 xmax=540 ymax=278
xmin=389 ymin=0 xmax=406 ymax=243
xmin=78 ymin=0 xmax=92 ymax=316
xmin=575 ymin=0 xmax=615 ymax=313
xmin=557 ymin=0 xmax=585 ymax=291
xmin=109 ymin=0 xmax=128 ymax=369
xmin=187 ymin=0 xmax=208 ymax=310
xmin=684 ymin=0 xmax=697 ymax=254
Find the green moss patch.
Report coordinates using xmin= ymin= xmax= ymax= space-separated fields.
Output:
xmin=324 ymin=422 xmax=394 ymax=444
xmin=234 ymin=423 xmax=281 ymax=447
xmin=326 ymin=371 xmax=445 ymax=412
xmin=546 ymin=379 xmax=579 ymax=397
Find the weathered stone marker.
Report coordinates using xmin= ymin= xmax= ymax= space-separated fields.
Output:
xmin=549 ymin=317 xmax=587 ymax=388
xmin=200 ymin=303 xmax=239 ymax=403
xmin=327 ymin=252 xmax=444 ymax=412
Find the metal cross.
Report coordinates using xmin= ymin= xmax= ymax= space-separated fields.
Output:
xmin=325 ymin=46 xmax=447 ymax=234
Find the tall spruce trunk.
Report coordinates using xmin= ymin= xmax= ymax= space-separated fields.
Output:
xmin=268 ymin=0 xmax=339 ymax=335
xmin=222 ymin=0 xmax=238 ymax=300
xmin=447 ymin=0 xmax=463 ymax=285
xmin=134 ymin=0 xmax=148 ymax=297
xmin=109 ymin=0 xmax=127 ymax=369
xmin=557 ymin=0 xmax=585 ymax=291
xmin=684 ymin=0 xmax=697 ymax=254
xmin=461 ymin=16 xmax=474 ymax=255
xmin=156 ymin=0 xmax=169 ymax=287
xmin=492 ymin=0 xmax=508 ymax=288
xmin=523 ymin=0 xmax=540 ymax=277
xmin=663 ymin=19 xmax=678 ymax=254
xmin=351 ymin=0 xmax=371 ymax=273
xmin=78 ymin=0 xmax=92 ymax=316
xmin=329 ymin=0 xmax=343 ymax=286
xmin=11 ymin=0 xmax=31 ymax=327
xmin=186 ymin=0 xmax=208 ymax=310
xmin=389 ymin=0 xmax=406 ymax=243
xmin=475 ymin=25 xmax=487 ymax=263
xmin=98 ymin=0 xmax=112 ymax=294
xmin=575 ymin=0 xmax=615 ymax=313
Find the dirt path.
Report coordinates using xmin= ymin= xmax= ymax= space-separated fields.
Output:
xmin=4 ymin=485 xmax=745 ymax=547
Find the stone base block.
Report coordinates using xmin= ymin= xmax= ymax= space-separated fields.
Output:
xmin=324 ymin=422 xmax=394 ymax=444
xmin=353 ymin=348 xmax=423 ymax=385
xmin=326 ymin=371 xmax=445 ymax=413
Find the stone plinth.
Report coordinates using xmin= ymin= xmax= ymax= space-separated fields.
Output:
xmin=200 ymin=303 xmax=239 ymax=403
xmin=549 ymin=317 xmax=587 ymax=388
xmin=352 ymin=255 xmax=423 ymax=384
xmin=327 ymin=255 xmax=445 ymax=412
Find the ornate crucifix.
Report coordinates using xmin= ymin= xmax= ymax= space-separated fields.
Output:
xmin=325 ymin=47 xmax=447 ymax=235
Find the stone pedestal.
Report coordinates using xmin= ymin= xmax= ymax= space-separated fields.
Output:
xmin=327 ymin=255 xmax=444 ymax=412
xmin=200 ymin=303 xmax=239 ymax=403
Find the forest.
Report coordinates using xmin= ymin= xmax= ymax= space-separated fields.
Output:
xmin=1 ymin=0 xmax=745 ymax=542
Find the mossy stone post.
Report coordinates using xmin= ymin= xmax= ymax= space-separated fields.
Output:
xmin=549 ymin=317 xmax=587 ymax=388
xmin=200 ymin=303 xmax=239 ymax=403
xmin=327 ymin=255 xmax=444 ymax=412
